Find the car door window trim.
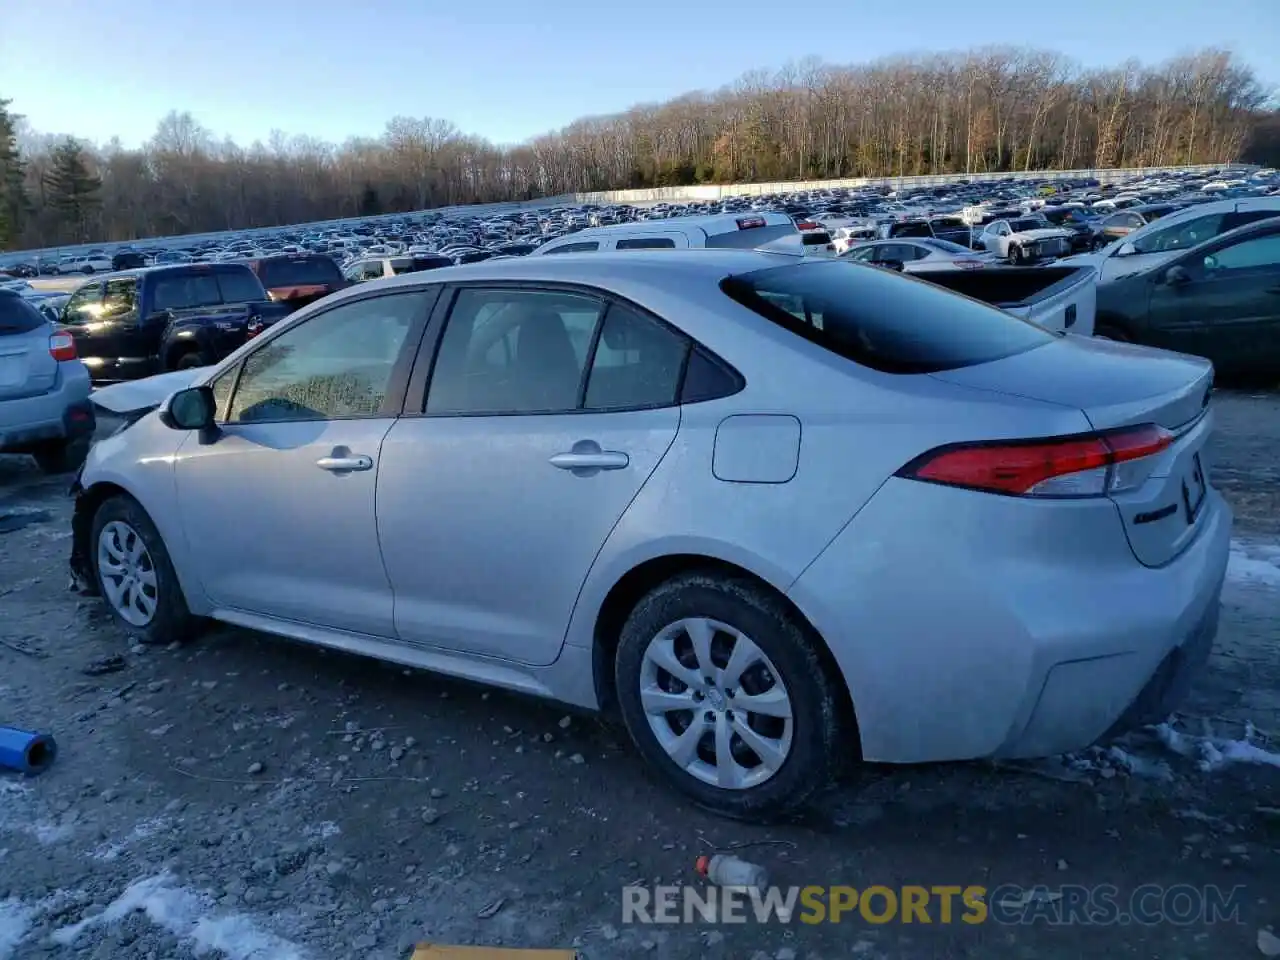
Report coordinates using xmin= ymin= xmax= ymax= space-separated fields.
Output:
xmin=218 ymin=286 xmax=440 ymax=425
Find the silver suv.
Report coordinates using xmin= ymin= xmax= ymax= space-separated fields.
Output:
xmin=0 ymin=290 xmax=95 ymax=473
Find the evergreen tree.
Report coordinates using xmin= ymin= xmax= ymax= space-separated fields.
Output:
xmin=44 ymin=137 xmax=101 ymax=241
xmin=0 ymin=98 xmax=26 ymax=250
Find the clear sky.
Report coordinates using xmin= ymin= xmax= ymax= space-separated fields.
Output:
xmin=1 ymin=0 xmax=1276 ymax=149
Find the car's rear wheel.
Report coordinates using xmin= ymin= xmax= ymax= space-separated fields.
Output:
xmin=614 ymin=572 xmax=843 ymax=821
xmin=91 ymin=496 xmax=198 ymax=644
xmin=31 ymin=437 xmax=89 ymax=475
xmin=174 ymin=350 xmax=209 ymax=370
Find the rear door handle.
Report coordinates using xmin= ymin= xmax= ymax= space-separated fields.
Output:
xmin=317 ymin=455 xmax=373 ymax=472
xmin=549 ymin=451 xmax=629 ymax=471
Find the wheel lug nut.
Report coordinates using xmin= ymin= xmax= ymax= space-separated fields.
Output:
xmin=704 ymin=711 xmax=715 ymax=723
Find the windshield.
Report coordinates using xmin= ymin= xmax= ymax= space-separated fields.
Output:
xmin=258 ymin=256 xmax=342 ymax=287
xmin=1011 ymin=219 xmax=1047 ymax=232
xmin=721 ymin=260 xmax=1054 ymax=375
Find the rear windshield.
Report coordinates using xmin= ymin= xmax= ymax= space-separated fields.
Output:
xmin=0 ymin=292 xmax=46 ymax=335
xmin=390 ymin=256 xmax=452 ymax=274
xmin=705 ymin=224 xmax=796 ymax=249
xmin=721 ymin=260 xmax=1054 ymax=375
xmin=920 ymin=238 xmax=974 ymax=255
xmin=257 ymin=256 xmax=342 ymax=287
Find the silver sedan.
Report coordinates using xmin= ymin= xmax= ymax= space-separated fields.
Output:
xmin=842 ymin=238 xmax=996 ymax=272
xmin=71 ymin=251 xmax=1231 ymax=819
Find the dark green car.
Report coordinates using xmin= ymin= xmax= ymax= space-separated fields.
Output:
xmin=1095 ymin=217 xmax=1280 ymax=378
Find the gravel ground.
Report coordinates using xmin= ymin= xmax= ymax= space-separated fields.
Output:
xmin=1 ymin=390 xmax=1279 ymax=960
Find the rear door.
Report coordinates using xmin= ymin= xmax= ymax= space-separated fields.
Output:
xmin=376 ymin=285 xmax=686 ymax=666
xmin=0 ymin=294 xmax=55 ymax=401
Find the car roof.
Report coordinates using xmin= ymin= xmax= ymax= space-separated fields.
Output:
xmin=537 ymin=212 xmax=793 ymax=244
xmin=321 ymin=249 xmax=793 ymax=300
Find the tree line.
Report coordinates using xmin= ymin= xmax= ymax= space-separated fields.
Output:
xmin=1 ymin=46 xmax=1276 ymax=252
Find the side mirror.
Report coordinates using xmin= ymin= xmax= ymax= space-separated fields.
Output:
xmin=161 ymin=386 xmax=218 ymax=433
xmin=1164 ymin=265 xmax=1191 ymax=286
xmin=1116 ymin=241 xmax=1136 ymax=257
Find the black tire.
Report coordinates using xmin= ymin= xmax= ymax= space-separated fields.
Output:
xmin=614 ymin=572 xmax=844 ymax=821
xmin=174 ymin=351 xmax=209 ymax=370
xmin=1008 ymin=244 xmax=1023 ymax=265
xmin=90 ymin=495 xmax=199 ymax=645
xmin=31 ymin=437 xmax=89 ymax=474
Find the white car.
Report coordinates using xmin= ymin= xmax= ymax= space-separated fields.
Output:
xmin=54 ymin=254 xmax=114 ymax=275
xmin=1060 ymin=196 xmax=1280 ymax=283
xmin=978 ymin=217 xmax=1075 ymax=263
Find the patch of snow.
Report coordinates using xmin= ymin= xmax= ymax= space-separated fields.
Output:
xmin=1227 ymin=538 xmax=1280 ymax=588
xmin=0 ymin=899 xmax=33 ymax=960
xmin=1104 ymin=745 xmax=1174 ymax=781
xmin=92 ymin=817 xmax=171 ymax=862
xmin=0 ymin=781 xmax=73 ymax=845
xmin=52 ymin=873 xmax=307 ymax=960
xmin=303 ymin=821 xmax=340 ymax=840
xmin=1154 ymin=720 xmax=1280 ymax=772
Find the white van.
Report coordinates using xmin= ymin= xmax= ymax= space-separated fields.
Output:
xmin=531 ymin=212 xmax=832 ymax=255
xmin=1062 ymin=196 xmax=1280 ymax=283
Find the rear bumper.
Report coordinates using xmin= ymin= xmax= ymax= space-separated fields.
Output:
xmin=788 ymin=478 xmax=1233 ymax=763
xmin=0 ymin=364 xmax=94 ymax=453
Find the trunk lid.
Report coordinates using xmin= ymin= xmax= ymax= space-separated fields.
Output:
xmin=932 ymin=336 xmax=1215 ymax=567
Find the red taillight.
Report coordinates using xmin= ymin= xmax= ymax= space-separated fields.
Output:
xmin=49 ymin=332 xmax=77 ymax=361
xmin=246 ymin=319 xmax=265 ymax=338
xmin=898 ymin=424 xmax=1174 ymax=497
xmin=736 ymin=216 xmax=767 ymax=230
xmin=795 ymin=220 xmax=819 ymax=231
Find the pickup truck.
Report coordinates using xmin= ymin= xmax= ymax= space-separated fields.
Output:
xmin=876 ymin=261 xmax=1097 ymax=335
xmin=59 ymin=263 xmax=291 ymax=383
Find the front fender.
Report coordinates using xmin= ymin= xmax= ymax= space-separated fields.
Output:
xmin=72 ymin=417 xmax=211 ymax=614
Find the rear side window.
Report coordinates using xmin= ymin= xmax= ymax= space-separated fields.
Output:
xmin=391 ymin=257 xmax=452 ymax=275
xmin=616 ymin=237 xmax=676 ymax=250
xmin=257 ymin=256 xmax=342 ymax=287
xmin=1221 ymin=210 xmax=1280 ymax=232
xmin=543 ymin=241 xmax=599 ymax=254
xmin=1132 ymin=214 xmax=1225 ymax=255
xmin=721 ymin=261 xmax=1055 ymax=375
xmin=0 ymin=292 xmax=45 ymax=335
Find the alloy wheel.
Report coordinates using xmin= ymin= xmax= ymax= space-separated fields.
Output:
xmin=97 ymin=520 xmax=159 ymax=627
xmin=639 ymin=617 xmax=794 ymax=790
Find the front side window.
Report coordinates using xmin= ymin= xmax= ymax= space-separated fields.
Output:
xmin=61 ymin=283 xmax=104 ymax=325
xmin=1202 ymin=233 xmax=1280 ymax=273
xmin=102 ymin=279 xmax=138 ymax=322
xmin=722 ymin=260 xmax=1054 ymax=376
xmin=842 ymin=245 xmax=876 ymax=262
xmin=426 ymin=288 xmax=603 ymax=414
xmin=226 ymin=290 xmax=428 ymax=423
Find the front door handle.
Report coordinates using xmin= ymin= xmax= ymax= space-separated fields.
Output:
xmin=549 ymin=451 xmax=629 ymax=471
xmin=317 ymin=455 xmax=373 ymax=472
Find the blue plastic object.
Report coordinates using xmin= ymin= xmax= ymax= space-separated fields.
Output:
xmin=0 ymin=726 xmax=57 ymax=776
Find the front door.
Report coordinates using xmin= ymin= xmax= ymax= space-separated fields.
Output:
xmin=377 ymin=287 xmax=687 ymax=666
xmin=174 ymin=288 xmax=435 ymax=635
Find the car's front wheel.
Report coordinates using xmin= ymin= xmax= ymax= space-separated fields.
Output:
xmin=91 ymin=496 xmax=198 ymax=644
xmin=615 ymin=572 xmax=844 ymax=821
